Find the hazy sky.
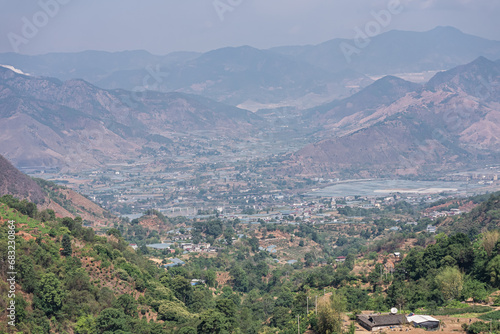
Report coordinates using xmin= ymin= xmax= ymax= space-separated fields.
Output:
xmin=1 ymin=0 xmax=500 ymax=55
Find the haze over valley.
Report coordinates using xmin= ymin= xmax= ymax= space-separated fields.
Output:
xmin=1 ymin=27 xmax=500 ymax=216
xmin=2 ymin=2 xmax=500 ymax=333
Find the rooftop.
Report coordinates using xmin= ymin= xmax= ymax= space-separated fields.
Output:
xmin=357 ymin=314 xmax=407 ymax=329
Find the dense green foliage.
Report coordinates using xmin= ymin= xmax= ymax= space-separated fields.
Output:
xmin=1 ymin=192 xmax=500 ymax=333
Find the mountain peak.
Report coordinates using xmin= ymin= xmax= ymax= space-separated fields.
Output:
xmin=374 ymin=75 xmax=413 ymax=84
xmin=426 ymin=56 xmax=500 ymax=95
xmin=469 ymin=55 xmax=495 ymax=66
xmin=360 ymin=75 xmax=420 ymax=96
xmin=429 ymin=26 xmax=463 ymax=34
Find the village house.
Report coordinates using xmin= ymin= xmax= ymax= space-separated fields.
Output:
xmin=357 ymin=314 xmax=407 ymax=331
xmin=407 ymin=315 xmax=440 ymax=330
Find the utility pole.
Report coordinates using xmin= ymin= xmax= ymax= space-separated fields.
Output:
xmin=298 ymin=315 xmax=300 ymax=334
xmin=307 ymin=296 xmax=309 ymax=314
xmin=316 ymin=295 xmax=318 ymax=315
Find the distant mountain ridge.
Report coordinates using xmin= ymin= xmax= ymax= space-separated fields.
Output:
xmin=0 ymin=66 xmax=261 ymax=169
xmin=290 ymin=57 xmax=500 ymax=177
xmin=92 ymin=45 xmax=372 ymax=108
xmin=271 ymin=26 xmax=500 ymax=75
xmin=3 ymin=27 xmax=498 ymax=110
xmin=0 ymin=47 xmax=372 ymax=109
xmin=0 ymin=50 xmax=201 ymax=82
xmin=2 ymin=27 xmax=500 ymax=177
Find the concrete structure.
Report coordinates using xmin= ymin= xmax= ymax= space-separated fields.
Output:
xmin=427 ymin=225 xmax=437 ymax=233
xmin=407 ymin=315 xmax=440 ymax=330
xmin=147 ymin=243 xmax=173 ymax=249
xmin=163 ymin=258 xmax=185 ymax=268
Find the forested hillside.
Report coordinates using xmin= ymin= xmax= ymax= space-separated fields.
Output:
xmin=1 ymin=193 xmax=500 ymax=333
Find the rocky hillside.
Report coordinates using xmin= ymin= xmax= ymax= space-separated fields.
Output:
xmin=0 ymin=153 xmax=116 ymax=225
xmin=36 ymin=178 xmax=118 ymax=227
xmin=0 ymin=154 xmax=46 ymax=203
xmin=0 ymin=66 xmax=262 ymax=169
xmin=303 ymin=75 xmax=421 ymax=130
xmin=290 ymin=57 xmax=500 ymax=177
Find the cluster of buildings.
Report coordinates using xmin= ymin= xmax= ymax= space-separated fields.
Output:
xmin=424 ymin=208 xmax=462 ymax=219
xmin=180 ymin=242 xmax=217 ymax=253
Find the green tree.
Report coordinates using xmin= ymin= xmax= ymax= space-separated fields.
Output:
xmin=270 ymin=306 xmax=291 ymax=329
xmin=197 ymin=309 xmax=229 ymax=334
xmin=205 ymin=269 xmax=217 ymax=287
xmin=113 ymin=294 xmax=138 ymax=317
xmin=14 ymin=294 xmax=27 ymax=325
xmin=248 ymin=237 xmax=259 ymax=252
xmin=305 ymin=252 xmax=316 ymax=267
xmin=65 ymin=267 xmax=91 ymax=291
xmin=345 ymin=253 xmax=356 ymax=271
xmin=158 ymin=301 xmax=191 ymax=322
xmin=135 ymin=277 xmax=147 ymax=292
xmin=190 ymin=288 xmax=215 ymax=313
xmin=61 ymin=234 xmax=72 ymax=256
xmin=462 ymin=277 xmax=488 ymax=302
xmin=216 ymin=298 xmax=237 ymax=330
xmin=18 ymin=255 xmax=38 ymax=293
xmin=230 ymin=265 xmax=249 ymax=292
xmin=37 ymin=272 xmax=65 ymax=316
xmin=107 ymin=228 xmax=122 ymax=238
xmin=224 ymin=226 xmax=235 ymax=245
xmin=62 ymin=217 xmax=77 ymax=232
xmin=482 ymin=231 xmax=500 ymax=257
xmin=179 ymin=327 xmax=197 ymax=334
xmin=74 ymin=314 xmax=97 ymax=334
xmin=275 ymin=287 xmax=294 ymax=308
xmin=95 ymin=308 xmax=129 ymax=333
xmin=487 ymin=255 xmax=500 ymax=287
xmin=170 ymin=275 xmax=193 ymax=304
xmin=317 ymin=293 xmax=345 ymax=334
xmin=435 ymin=266 xmax=463 ymax=301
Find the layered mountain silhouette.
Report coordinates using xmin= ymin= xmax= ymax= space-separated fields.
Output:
xmin=271 ymin=26 xmax=500 ymax=75
xmin=2 ymin=27 xmax=500 ymax=177
xmin=0 ymin=50 xmax=200 ymax=83
xmin=4 ymin=27 xmax=498 ymax=109
xmin=0 ymin=66 xmax=261 ymax=169
xmin=0 ymin=47 xmax=371 ymax=109
xmin=95 ymin=46 xmax=372 ymax=108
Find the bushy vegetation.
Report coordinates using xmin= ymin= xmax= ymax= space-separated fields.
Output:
xmin=1 ymin=192 xmax=500 ymax=333
xmin=478 ymin=310 xmax=500 ymax=321
xmin=430 ymin=306 xmax=492 ymax=316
